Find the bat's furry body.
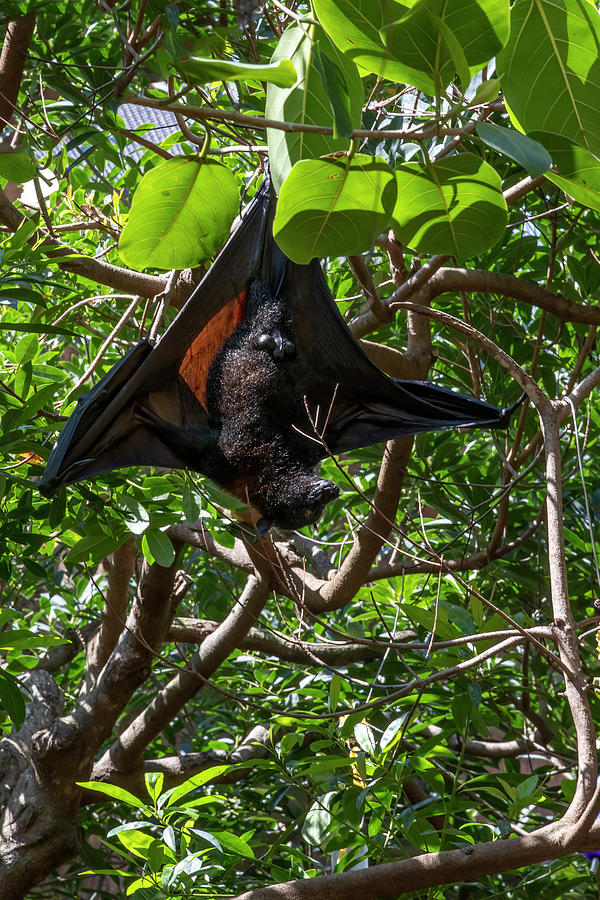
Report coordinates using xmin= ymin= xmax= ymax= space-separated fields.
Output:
xmin=206 ymin=280 xmax=339 ymax=531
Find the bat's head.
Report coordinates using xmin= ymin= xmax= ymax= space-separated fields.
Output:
xmin=256 ymin=478 xmax=339 ymax=535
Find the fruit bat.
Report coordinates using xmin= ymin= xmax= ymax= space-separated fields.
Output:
xmin=39 ymin=173 xmax=518 ymax=534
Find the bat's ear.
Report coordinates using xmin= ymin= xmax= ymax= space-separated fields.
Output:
xmin=255 ymin=517 xmax=272 ymax=538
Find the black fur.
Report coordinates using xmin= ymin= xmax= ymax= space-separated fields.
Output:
xmin=205 ymin=279 xmax=339 ymax=531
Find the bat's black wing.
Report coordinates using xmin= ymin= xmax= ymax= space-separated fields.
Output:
xmin=40 ymin=172 xmax=515 ymax=498
xmin=279 ymin=259 xmax=514 ymax=457
xmin=39 ymin=177 xmax=277 ymax=496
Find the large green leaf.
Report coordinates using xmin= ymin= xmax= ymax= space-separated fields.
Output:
xmin=476 ymin=122 xmax=552 ymax=177
xmin=313 ymin=0 xmax=416 ymax=83
xmin=179 ymin=56 xmax=296 ymax=87
xmin=392 ymin=153 xmax=507 ymax=261
xmin=531 ymin=131 xmax=600 ymax=213
xmin=273 ymin=154 xmax=397 ymax=264
xmin=0 ymin=151 xmax=36 ymax=183
xmin=497 ymin=0 xmax=600 ymax=156
xmin=118 ymin=158 xmax=238 ymax=270
xmin=265 ymin=23 xmax=363 ymax=193
xmin=381 ymin=0 xmax=510 ymax=95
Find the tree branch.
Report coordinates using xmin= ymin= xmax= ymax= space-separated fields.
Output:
xmin=82 ymin=537 xmax=137 ymax=691
xmin=100 ymin=571 xmax=270 ymax=772
xmin=168 ymin=617 xmax=408 ymax=664
xmin=0 ymin=14 xmax=35 ymax=129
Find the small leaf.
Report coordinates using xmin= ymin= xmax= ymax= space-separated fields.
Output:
xmin=76 ymin=781 xmax=149 ymax=809
xmin=301 ymin=791 xmax=336 ymax=846
xmin=354 ymin=721 xmax=376 ymax=756
xmin=145 ymin=771 xmax=164 ymax=801
xmin=164 ymin=764 xmax=231 ymax=807
xmin=116 ymin=829 xmax=154 ymax=859
xmin=179 ymin=56 xmax=296 ymax=87
xmin=141 ymin=531 xmax=176 ymax=568
xmin=0 ymin=669 xmax=26 ymax=728
xmin=119 ymin=158 xmax=238 ymax=270
xmin=117 ymin=493 xmax=150 ymax=535
xmin=213 ymin=830 xmax=255 ymax=858
xmin=273 ymin=154 xmax=397 ymax=264
xmin=380 ymin=716 xmax=405 ymax=752
xmin=329 ymin=673 xmax=341 ymax=711
xmin=476 ymin=122 xmax=552 ymax=177
xmin=182 ymin=482 xmax=201 ymax=522
xmin=14 ymin=333 xmax=40 ymax=366
xmin=0 ymin=151 xmax=36 ymax=183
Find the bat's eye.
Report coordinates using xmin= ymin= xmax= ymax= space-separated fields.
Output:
xmin=283 ymin=340 xmax=296 ymax=357
xmin=256 ymin=333 xmax=276 ymax=351
xmin=302 ymin=508 xmax=314 ymax=521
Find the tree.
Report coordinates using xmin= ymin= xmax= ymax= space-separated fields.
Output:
xmin=1 ymin=0 xmax=600 ymax=897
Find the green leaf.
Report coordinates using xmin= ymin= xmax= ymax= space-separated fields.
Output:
xmin=164 ymin=765 xmax=232 ymax=807
xmin=531 ymin=131 xmax=600 ymax=213
xmin=476 ymin=122 xmax=552 ymax=178
xmin=0 ymin=150 xmax=36 ymax=183
xmin=497 ymin=0 xmax=600 ymax=156
xmin=65 ymin=532 xmax=120 ymax=565
xmin=118 ymin=157 xmax=238 ymax=270
xmin=179 ymin=56 xmax=297 ymax=87
xmin=14 ymin=333 xmax=40 ymax=366
xmin=354 ymin=721 xmax=376 ymax=756
xmin=391 ymin=153 xmax=507 ymax=262
xmin=141 ymin=530 xmax=176 ymax=568
xmin=426 ymin=10 xmax=470 ymax=93
xmin=301 ymin=791 xmax=336 ymax=846
xmin=76 ymin=781 xmax=149 ymax=809
xmin=145 ymin=772 xmax=164 ymax=802
xmin=380 ymin=716 xmax=405 ymax=752
xmin=314 ymin=0 xmax=424 ymax=84
xmin=117 ymin=493 xmax=150 ymax=535
xmin=0 ymin=322 xmax=76 ymax=336
xmin=0 ymin=668 xmax=26 ymax=728
xmin=273 ymin=154 xmax=397 ymax=264
xmin=265 ymin=23 xmax=363 ymax=193
xmin=0 ymin=287 xmax=47 ymax=307
xmin=311 ymin=39 xmax=359 ymax=139
xmin=115 ymin=829 xmax=154 ymax=859
xmin=182 ymin=482 xmax=201 ymax=522
xmin=398 ymin=602 xmax=456 ymax=640
xmin=213 ymin=830 xmax=255 ymax=858
xmin=329 ymin=673 xmax=341 ymax=710
xmin=381 ymin=0 xmax=510 ymax=95
xmin=0 ymin=630 xmax=65 ymax=650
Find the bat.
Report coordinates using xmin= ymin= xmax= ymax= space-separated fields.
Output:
xmin=39 ymin=173 xmax=518 ymax=534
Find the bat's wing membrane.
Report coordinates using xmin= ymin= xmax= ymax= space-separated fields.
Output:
xmin=284 ymin=261 xmax=513 ymax=457
xmin=39 ymin=181 xmax=274 ymax=496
